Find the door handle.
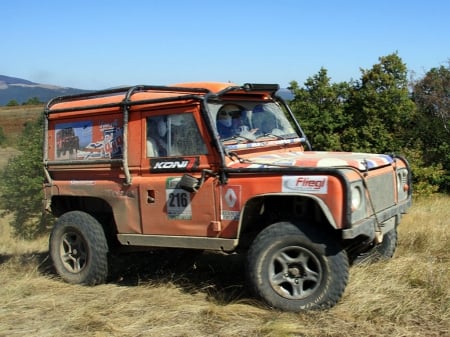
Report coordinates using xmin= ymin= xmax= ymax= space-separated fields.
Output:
xmin=147 ymin=190 xmax=155 ymax=203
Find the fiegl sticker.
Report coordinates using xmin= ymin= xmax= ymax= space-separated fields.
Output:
xmin=282 ymin=176 xmax=328 ymax=194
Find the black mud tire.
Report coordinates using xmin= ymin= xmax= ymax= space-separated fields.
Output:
xmin=353 ymin=228 xmax=398 ymax=265
xmin=247 ymin=222 xmax=349 ymax=312
xmin=49 ymin=211 xmax=109 ymax=285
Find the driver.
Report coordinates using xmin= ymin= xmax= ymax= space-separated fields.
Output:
xmin=216 ymin=104 xmax=245 ymax=138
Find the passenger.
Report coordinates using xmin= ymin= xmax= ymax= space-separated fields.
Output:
xmin=252 ymin=104 xmax=277 ymax=135
xmin=155 ymin=118 xmax=168 ymax=156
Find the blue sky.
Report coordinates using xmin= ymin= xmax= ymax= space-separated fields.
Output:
xmin=2 ymin=1 xmax=449 ymax=90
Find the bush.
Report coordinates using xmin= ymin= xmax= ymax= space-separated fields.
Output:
xmin=0 ymin=115 xmax=50 ymax=239
xmin=402 ymin=147 xmax=445 ymax=197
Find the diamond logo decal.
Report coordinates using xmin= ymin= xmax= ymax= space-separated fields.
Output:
xmin=224 ymin=188 xmax=237 ymax=208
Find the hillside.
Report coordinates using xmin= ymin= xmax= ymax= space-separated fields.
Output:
xmin=0 ymin=75 xmax=91 ymax=105
xmin=0 ymin=74 xmax=295 ymax=105
xmin=0 ymin=104 xmax=43 ymax=141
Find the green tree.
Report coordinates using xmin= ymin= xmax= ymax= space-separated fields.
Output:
xmin=289 ymin=68 xmax=350 ymax=150
xmin=6 ymin=99 xmax=19 ymax=106
xmin=342 ymin=53 xmax=415 ymax=153
xmin=412 ymin=63 xmax=450 ymax=192
xmin=23 ymin=96 xmax=43 ymax=105
xmin=0 ymin=115 xmax=48 ymax=239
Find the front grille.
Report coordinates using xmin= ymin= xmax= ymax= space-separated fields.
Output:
xmin=366 ymin=173 xmax=395 ymax=212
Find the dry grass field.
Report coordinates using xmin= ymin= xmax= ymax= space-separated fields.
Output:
xmin=0 ymin=105 xmax=42 ymax=168
xmin=0 ymin=195 xmax=449 ymax=337
xmin=0 ymin=104 xmax=43 ymax=141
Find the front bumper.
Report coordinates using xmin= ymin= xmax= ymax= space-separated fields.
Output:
xmin=342 ymin=198 xmax=412 ymax=240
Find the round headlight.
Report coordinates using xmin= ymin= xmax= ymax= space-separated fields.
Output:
xmin=397 ymin=169 xmax=409 ymax=200
xmin=351 ymin=185 xmax=362 ymax=211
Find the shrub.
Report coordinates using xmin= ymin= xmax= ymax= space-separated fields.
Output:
xmin=0 ymin=116 xmax=50 ymax=239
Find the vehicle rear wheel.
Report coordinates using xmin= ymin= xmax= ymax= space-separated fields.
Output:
xmin=247 ymin=222 xmax=349 ymax=311
xmin=49 ymin=211 xmax=109 ymax=285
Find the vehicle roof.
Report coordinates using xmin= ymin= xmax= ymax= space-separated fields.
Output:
xmin=170 ymin=81 xmax=238 ymax=93
xmin=47 ymin=82 xmax=239 ymax=112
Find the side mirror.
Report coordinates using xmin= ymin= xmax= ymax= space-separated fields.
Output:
xmin=177 ymin=170 xmax=216 ymax=193
xmin=178 ymin=174 xmax=200 ymax=193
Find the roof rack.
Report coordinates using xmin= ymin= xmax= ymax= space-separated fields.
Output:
xmin=44 ymin=84 xmax=211 ymax=186
xmin=45 ymin=84 xmax=211 ymax=114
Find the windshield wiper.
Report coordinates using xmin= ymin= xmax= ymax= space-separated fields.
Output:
xmin=222 ymin=133 xmax=256 ymax=143
xmin=226 ymin=151 xmax=251 ymax=163
xmin=256 ymin=132 xmax=286 ymax=140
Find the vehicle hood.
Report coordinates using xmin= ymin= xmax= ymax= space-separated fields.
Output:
xmin=226 ymin=151 xmax=394 ymax=171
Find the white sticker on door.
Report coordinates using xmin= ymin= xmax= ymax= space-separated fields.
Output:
xmin=166 ymin=177 xmax=192 ymax=219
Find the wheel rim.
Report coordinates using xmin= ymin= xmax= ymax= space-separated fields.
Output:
xmin=60 ymin=231 xmax=88 ymax=273
xmin=269 ymin=245 xmax=323 ymax=299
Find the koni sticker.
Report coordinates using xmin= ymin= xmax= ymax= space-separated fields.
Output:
xmin=282 ymin=176 xmax=328 ymax=194
xmin=166 ymin=177 xmax=192 ymax=220
xmin=220 ymin=185 xmax=241 ymax=221
xmin=150 ymin=157 xmax=199 ymax=172
xmin=54 ymin=119 xmax=123 ymax=160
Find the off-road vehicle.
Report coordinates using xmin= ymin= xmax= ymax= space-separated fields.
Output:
xmin=43 ymin=82 xmax=412 ymax=311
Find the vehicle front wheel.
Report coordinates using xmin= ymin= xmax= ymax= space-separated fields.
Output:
xmin=247 ymin=222 xmax=349 ymax=311
xmin=49 ymin=211 xmax=109 ymax=285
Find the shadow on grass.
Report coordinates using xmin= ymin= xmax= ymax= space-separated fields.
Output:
xmin=15 ymin=248 xmax=252 ymax=306
xmin=0 ymin=250 xmax=55 ymax=274
xmin=108 ymin=249 xmax=251 ymax=305
xmin=0 ymin=253 xmax=13 ymax=265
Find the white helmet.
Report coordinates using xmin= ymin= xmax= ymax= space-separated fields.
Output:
xmin=217 ymin=104 xmax=243 ymax=127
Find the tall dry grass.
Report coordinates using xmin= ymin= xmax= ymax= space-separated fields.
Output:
xmin=0 ymin=195 xmax=449 ymax=337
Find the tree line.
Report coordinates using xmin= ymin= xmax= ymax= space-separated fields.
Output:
xmin=0 ymin=52 xmax=448 ymax=239
xmin=5 ymin=96 xmax=44 ymax=107
xmin=289 ymin=53 xmax=449 ymax=195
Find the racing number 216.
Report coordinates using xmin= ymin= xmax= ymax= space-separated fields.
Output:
xmin=168 ymin=192 xmax=189 ymax=208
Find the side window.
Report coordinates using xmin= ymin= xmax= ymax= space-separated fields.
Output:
xmin=146 ymin=113 xmax=208 ymax=157
xmin=146 ymin=116 xmax=166 ymax=157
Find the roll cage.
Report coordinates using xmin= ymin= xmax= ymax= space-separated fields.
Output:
xmin=44 ymin=83 xmax=310 ymax=186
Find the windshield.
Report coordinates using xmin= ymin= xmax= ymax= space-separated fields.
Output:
xmin=208 ymin=101 xmax=302 ymax=149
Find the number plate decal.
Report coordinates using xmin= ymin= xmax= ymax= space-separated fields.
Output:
xmin=166 ymin=178 xmax=192 ymax=219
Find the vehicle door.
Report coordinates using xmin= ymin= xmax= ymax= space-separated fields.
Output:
xmin=139 ymin=108 xmax=220 ymax=237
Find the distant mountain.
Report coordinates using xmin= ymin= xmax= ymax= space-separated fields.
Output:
xmin=276 ymin=88 xmax=294 ymax=101
xmin=0 ymin=75 xmax=91 ymax=105
xmin=0 ymin=75 xmax=36 ymax=86
xmin=0 ymin=75 xmax=295 ymax=106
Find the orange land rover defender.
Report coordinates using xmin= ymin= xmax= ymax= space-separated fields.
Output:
xmin=43 ymin=82 xmax=412 ymax=311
